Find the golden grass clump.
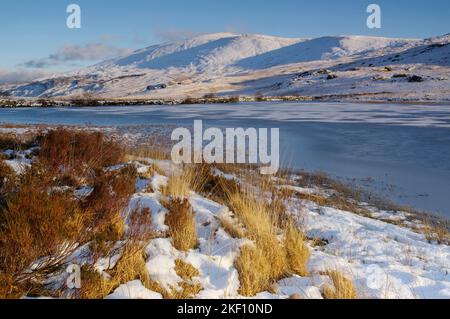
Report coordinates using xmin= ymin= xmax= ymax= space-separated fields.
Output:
xmin=229 ymin=191 xmax=287 ymax=296
xmin=164 ymin=198 xmax=198 ymax=252
xmin=79 ymin=245 xmax=152 ymax=299
xmin=163 ymin=164 xmax=216 ymax=199
xmin=322 ymin=271 xmax=357 ymax=299
xmin=175 ymin=259 xmax=200 ymax=281
xmin=228 ymin=191 xmax=277 ymax=240
xmin=422 ymin=220 xmax=450 ymax=246
xmin=171 ymin=259 xmax=202 ymax=299
xmin=284 ymin=222 xmax=310 ymax=277
xmin=79 ymin=207 xmax=154 ymax=299
xmin=218 ymin=213 xmax=246 ymax=239
xmin=143 ymin=259 xmax=202 ymax=299
xmin=234 ymin=245 xmax=273 ymax=297
xmin=163 ymin=170 xmax=193 ymax=199
xmin=227 ymin=183 xmax=310 ymax=296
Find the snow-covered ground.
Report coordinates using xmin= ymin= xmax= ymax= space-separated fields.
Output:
xmin=2 ymin=33 xmax=449 ymax=102
xmin=5 ymin=155 xmax=442 ymax=300
xmin=2 ymin=129 xmax=449 ymax=299
xmin=113 ymin=161 xmax=450 ymax=299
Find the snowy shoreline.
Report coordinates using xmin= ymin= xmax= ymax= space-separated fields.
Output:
xmin=1 ymin=122 xmax=449 ymax=221
xmin=1 ymin=96 xmax=450 ymax=108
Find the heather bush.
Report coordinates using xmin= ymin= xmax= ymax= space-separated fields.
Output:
xmin=0 ymin=165 xmax=85 ymax=297
xmin=39 ymin=128 xmax=125 ymax=182
xmin=0 ymin=130 xmax=137 ymax=298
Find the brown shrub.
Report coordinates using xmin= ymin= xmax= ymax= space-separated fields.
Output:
xmin=0 ymin=166 xmax=85 ymax=283
xmin=0 ymin=160 xmax=15 ymax=206
xmin=0 ymin=134 xmax=25 ymax=151
xmin=0 ymin=162 xmax=138 ymax=297
xmin=126 ymin=207 xmax=154 ymax=243
xmin=39 ymin=128 xmax=124 ymax=181
xmin=164 ymin=198 xmax=197 ymax=251
xmin=82 ymin=165 xmax=137 ymax=242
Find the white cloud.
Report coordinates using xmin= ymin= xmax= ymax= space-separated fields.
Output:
xmin=22 ymin=43 xmax=133 ymax=68
xmin=0 ymin=68 xmax=53 ymax=84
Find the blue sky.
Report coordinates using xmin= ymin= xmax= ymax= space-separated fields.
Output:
xmin=0 ymin=0 xmax=449 ymax=81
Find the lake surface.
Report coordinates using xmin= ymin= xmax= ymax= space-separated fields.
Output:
xmin=1 ymin=102 xmax=450 ymax=217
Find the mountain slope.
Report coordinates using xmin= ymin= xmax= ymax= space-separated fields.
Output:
xmin=236 ymin=36 xmax=414 ymax=69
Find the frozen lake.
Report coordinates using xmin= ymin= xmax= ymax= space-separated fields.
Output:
xmin=1 ymin=102 xmax=450 ymax=217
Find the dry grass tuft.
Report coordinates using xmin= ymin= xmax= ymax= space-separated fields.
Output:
xmin=174 ymin=259 xmax=200 ymax=281
xmin=163 ymin=164 xmax=216 ymax=199
xmin=164 ymin=198 xmax=198 ymax=252
xmin=234 ymin=245 xmax=273 ymax=296
xmin=129 ymin=140 xmax=171 ymax=161
xmin=79 ymin=245 xmax=152 ymax=299
xmin=171 ymin=259 xmax=202 ymax=299
xmin=163 ymin=170 xmax=193 ymax=199
xmin=227 ymin=191 xmax=277 ymax=241
xmin=322 ymin=271 xmax=357 ymax=299
xmin=284 ymin=222 xmax=310 ymax=277
xmin=422 ymin=221 xmax=450 ymax=245
xmin=77 ymin=266 xmax=107 ymax=299
xmin=144 ymin=259 xmax=202 ymax=299
xmin=218 ymin=213 xmax=246 ymax=239
xmin=229 ymin=191 xmax=288 ymax=296
xmin=172 ymin=281 xmax=203 ymax=299
xmin=226 ymin=180 xmax=311 ymax=296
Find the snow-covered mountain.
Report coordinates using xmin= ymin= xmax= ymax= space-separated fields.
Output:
xmin=2 ymin=33 xmax=449 ymax=102
xmin=103 ymin=33 xmax=299 ymax=70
